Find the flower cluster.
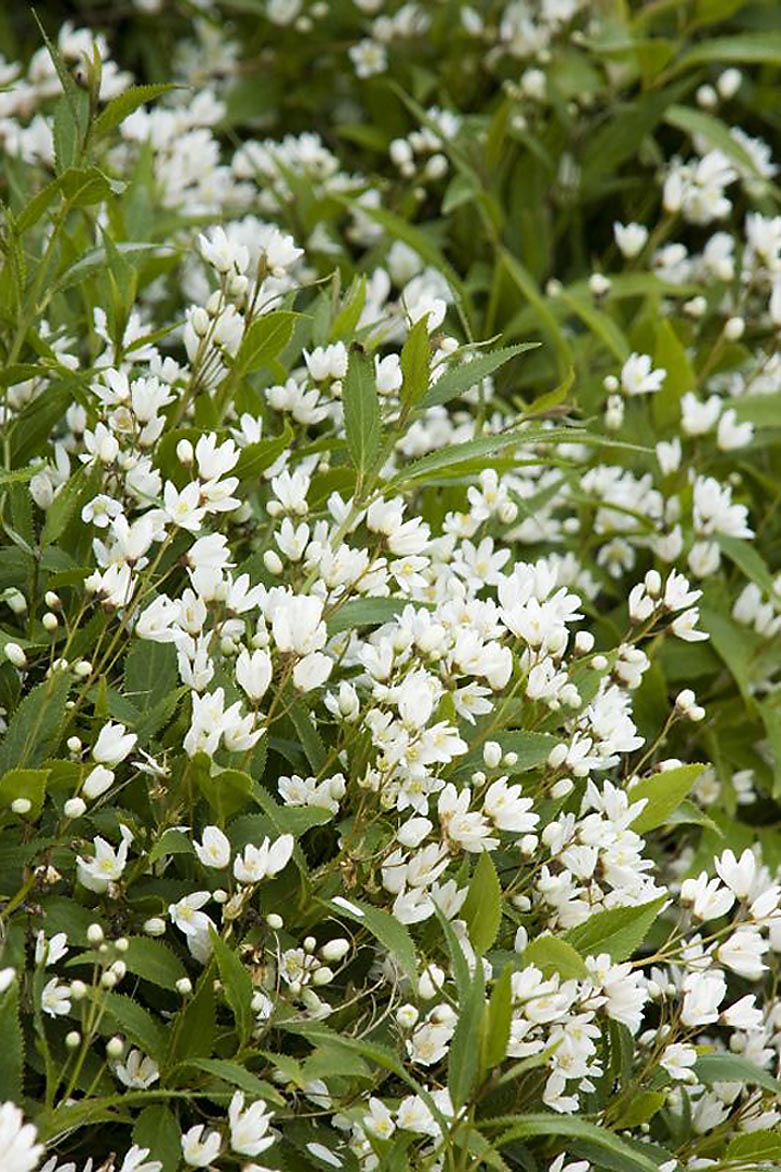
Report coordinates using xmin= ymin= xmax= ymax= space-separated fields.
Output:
xmin=0 ymin=4 xmax=780 ymax=1172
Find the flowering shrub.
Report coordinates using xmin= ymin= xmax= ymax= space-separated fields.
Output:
xmin=1 ymin=2 xmax=781 ymax=1171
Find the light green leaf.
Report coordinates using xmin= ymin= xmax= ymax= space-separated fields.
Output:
xmin=420 ymin=343 xmax=539 ymax=411
xmin=0 ymin=768 xmax=49 ymax=818
xmin=695 ymin=1053 xmax=781 ymax=1097
xmin=564 ymin=896 xmax=667 ymax=961
xmin=342 ymin=350 xmax=381 ymax=478
xmin=630 ymin=764 xmax=705 ymax=834
xmin=522 ymin=936 xmax=588 ymax=980
xmin=448 ymin=966 xmax=486 ymax=1108
xmin=233 ymin=311 xmax=298 ymax=377
xmin=480 ymin=965 xmax=513 ymax=1072
xmin=653 ymin=319 xmax=696 ymax=431
xmin=93 ymin=84 xmax=180 ymax=139
xmin=462 ymin=852 xmax=502 ymax=954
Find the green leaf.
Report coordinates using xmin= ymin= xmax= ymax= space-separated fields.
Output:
xmin=664 ymin=105 xmax=770 ymax=182
xmin=448 ymin=965 xmax=486 ymax=1108
xmin=326 ymin=596 xmax=416 ymax=635
xmin=674 ymin=31 xmax=781 ymax=70
xmin=564 ymin=896 xmax=666 ymax=961
xmin=210 ymin=929 xmax=254 ymax=1044
xmin=695 ymin=1053 xmax=781 ymax=1097
xmin=194 ymin=760 xmax=254 ymax=821
xmin=342 ymin=350 xmax=381 ymax=478
xmin=122 ymin=938 xmax=187 ymax=991
xmin=389 ymin=425 xmax=588 ymax=488
xmin=718 ymin=536 xmax=776 ymax=597
xmin=93 ymin=84 xmax=179 ymax=139
xmin=233 ymin=311 xmax=298 ymax=377
xmin=653 ymin=319 xmax=696 ymax=431
xmin=328 ymin=896 xmax=418 ymax=982
xmin=726 ymin=1130 xmax=781 ymax=1164
xmin=234 ymin=421 xmax=293 ymax=480
xmin=421 ymin=343 xmax=539 ymax=411
xmin=400 ymin=317 xmax=431 ymax=409
xmin=102 ymin=992 xmax=167 ymax=1061
xmin=179 ymin=1057 xmax=283 ymax=1103
xmin=462 ymin=852 xmax=502 ymax=954
xmin=557 ymin=288 xmax=630 ymax=361
xmin=0 ymin=768 xmax=49 ymax=818
xmin=133 ymin=1105 xmax=181 ymax=1172
xmin=522 ymin=936 xmax=588 ymax=980
xmin=0 ymin=983 xmax=23 ymax=1100
xmin=289 ymin=701 xmax=328 ymax=772
xmin=480 ymin=964 xmax=513 ymax=1072
xmin=630 ymin=764 xmax=705 ymax=834
xmin=0 ymin=672 xmax=70 ymax=773
xmin=612 ymin=1090 xmax=666 ymax=1130
xmin=41 ymin=464 xmax=101 ymax=548
xmin=495 ymin=1114 xmax=661 ymax=1172
xmin=329 ymin=277 xmax=366 ymax=342
xmin=124 ymin=639 xmax=178 ymax=710
xmin=168 ymin=969 xmax=215 ymax=1064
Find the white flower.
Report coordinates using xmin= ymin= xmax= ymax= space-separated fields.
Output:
xmin=228 ymin=1091 xmax=275 ymax=1156
xmin=681 ymin=970 xmax=726 ymax=1026
xmin=194 ymin=826 xmax=231 ymax=869
xmin=92 ymin=721 xmax=137 ymax=766
xmin=717 ymin=928 xmax=767 ymax=980
xmin=233 ymin=834 xmax=294 ymax=884
xmin=41 ymin=977 xmax=71 ymax=1018
xmin=293 ymin=650 xmax=333 ymax=692
xmin=620 ymin=353 xmax=666 ymax=396
xmin=181 ymin=1124 xmax=222 ymax=1167
xmin=613 ymin=221 xmax=648 ymax=257
xmin=0 ymin=1103 xmax=43 ymax=1172
xmin=235 ymin=647 xmax=273 ymax=701
xmin=114 ymin=1049 xmax=160 ymax=1089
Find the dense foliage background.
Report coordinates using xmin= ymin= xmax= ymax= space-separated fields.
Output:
xmin=1 ymin=1 xmax=781 ymax=1171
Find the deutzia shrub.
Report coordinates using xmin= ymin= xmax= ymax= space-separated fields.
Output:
xmin=1 ymin=4 xmax=781 ymax=1172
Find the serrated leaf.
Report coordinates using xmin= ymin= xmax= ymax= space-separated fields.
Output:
xmin=93 ymin=84 xmax=179 ymax=139
xmin=564 ymin=896 xmax=666 ymax=961
xmin=421 ymin=343 xmax=538 ymax=411
xmin=0 ymin=768 xmax=49 ymax=818
xmin=133 ymin=1105 xmax=181 ymax=1172
xmin=102 ymin=992 xmax=167 ymax=1061
xmin=179 ymin=1057 xmax=284 ymax=1103
xmin=726 ymin=1130 xmax=781 ymax=1163
xmin=480 ymin=965 xmax=513 ymax=1072
xmin=496 ymin=1114 xmax=661 ymax=1172
xmin=124 ymin=639 xmax=178 ymax=709
xmin=326 ymin=596 xmax=416 ymax=635
xmin=41 ymin=464 xmax=101 ymax=548
xmin=462 ymin=852 xmax=502 ymax=954
xmin=448 ymin=965 xmax=486 ymax=1108
xmin=233 ymin=311 xmax=297 ymax=377
xmin=522 ymin=936 xmax=588 ymax=980
xmin=695 ymin=1052 xmax=781 ymax=1096
xmin=630 ymin=764 xmax=705 ymax=834
xmin=168 ymin=969 xmax=215 ymax=1063
xmin=343 ymin=351 xmax=381 ymax=477
xmin=0 ymin=673 xmax=70 ymax=773
xmin=210 ymin=929 xmax=254 ymax=1045
xmin=0 ymin=984 xmax=23 ymax=1100
xmin=328 ymin=896 xmax=418 ymax=981
xmin=400 ymin=317 xmax=431 ymax=409
xmin=122 ymin=938 xmax=187 ymax=990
